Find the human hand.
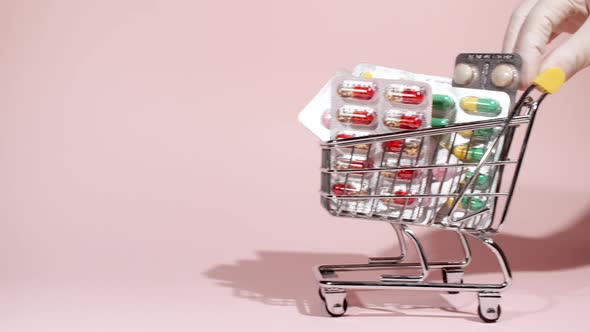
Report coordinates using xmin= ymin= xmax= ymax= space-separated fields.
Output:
xmin=503 ymin=0 xmax=590 ymax=88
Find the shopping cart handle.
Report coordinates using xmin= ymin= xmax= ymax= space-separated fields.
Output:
xmin=532 ymin=67 xmax=565 ymax=94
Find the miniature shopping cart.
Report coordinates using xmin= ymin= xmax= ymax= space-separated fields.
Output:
xmin=314 ymin=69 xmax=564 ymax=322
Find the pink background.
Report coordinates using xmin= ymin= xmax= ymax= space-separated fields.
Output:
xmin=1 ymin=0 xmax=589 ymax=330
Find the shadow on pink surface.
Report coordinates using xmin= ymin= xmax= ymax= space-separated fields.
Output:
xmin=423 ymin=206 xmax=590 ymax=273
xmin=204 ymin=207 xmax=589 ymax=319
xmin=204 ymin=251 xmax=474 ymax=319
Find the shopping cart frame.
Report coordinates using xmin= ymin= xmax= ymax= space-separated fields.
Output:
xmin=314 ymin=77 xmax=557 ymax=322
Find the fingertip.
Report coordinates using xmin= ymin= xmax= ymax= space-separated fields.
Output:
xmin=540 ymin=44 xmax=586 ymax=82
xmin=516 ymin=53 xmax=541 ymax=89
xmin=511 ymin=0 xmax=571 ymax=90
xmin=502 ymin=0 xmax=540 ymax=53
xmin=545 ymin=18 xmax=590 ymax=82
xmin=540 ymin=60 xmax=572 ymax=82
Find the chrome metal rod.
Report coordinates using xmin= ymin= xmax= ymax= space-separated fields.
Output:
xmin=406 ymin=225 xmax=429 ymax=275
xmin=322 ymin=116 xmax=531 ymax=147
xmin=319 ymin=260 xmax=475 ymax=272
xmin=450 ymin=208 xmax=491 ymax=226
xmin=321 ymin=160 xmax=516 ymax=174
xmin=377 ymin=225 xmax=429 ymax=281
xmin=498 ymin=94 xmax=547 ymax=230
xmin=316 ymin=280 xmax=508 ymax=293
xmin=447 ymin=85 xmax=537 ymax=220
xmin=475 ymin=235 xmax=512 ymax=289
xmin=456 ymin=230 xmax=472 ymax=267
xmin=369 ymin=223 xmax=407 ymax=263
xmin=322 ymin=192 xmax=509 ymax=200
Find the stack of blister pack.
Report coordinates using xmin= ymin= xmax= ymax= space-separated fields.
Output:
xmin=299 ymin=54 xmax=522 ymax=226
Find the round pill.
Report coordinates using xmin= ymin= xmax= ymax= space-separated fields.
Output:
xmin=321 ymin=109 xmax=331 ymax=129
xmin=491 ymin=64 xmax=516 ymax=88
xmin=453 ymin=63 xmax=478 ymax=86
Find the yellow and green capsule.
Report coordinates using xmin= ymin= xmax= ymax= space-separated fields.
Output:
xmin=452 ymin=145 xmax=485 ymax=162
xmin=432 ymin=94 xmax=455 ymax=112
xmin=463 ymin=170 xmax=491 ymax=190
xmin=460 ymin=96 xmax=501 ymax=116
xmin=458 ymin=127 xmax=496 ymax=140
xmin=460 ymin=197 xmax=485 ymax=212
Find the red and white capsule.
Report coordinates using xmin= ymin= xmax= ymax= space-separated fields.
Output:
xmin=336 ymin=105 xmax=376 ymax=126
xmin=335 ymin=154 xmax=374 ymax=171
xmin=383 ymin=110 xmax=424 ymax=130
xmin=337 ymin=80 xmax=377 ymax=100
xmin=332 ymin=182 xmax=369 ymax=196
xmin=385 ymin=84 xmax=425 ymax=105
xmin=382 ymin=138 xmax=421 ymax=156
xmin=382 ymin=169 xmax=422 ymax=181
xmin=380 ymin=158 xmax=423 ymax=181
xmin=334 ymin=131 xmax=371 ymax=150
xmin=378 ymin=187 xmax=417 ymax=206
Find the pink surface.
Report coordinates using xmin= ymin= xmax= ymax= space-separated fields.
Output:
xmin=1 ymin=0 xmax=589 ymax=330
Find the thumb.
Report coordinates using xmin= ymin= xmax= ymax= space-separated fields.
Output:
xmin=541 ymin=18 xmax=590 ymax=81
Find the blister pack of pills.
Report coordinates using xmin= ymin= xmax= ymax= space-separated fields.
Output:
xmin=298 ymin=70 xmax=351 ymax=141
xmin=298 ymin=78 xmax=332 ymax=141
xmin=351 ymin=63 xmax=512 ymax=127
xmin=353 ymin=64 xmax=456 ymax=129
xmin=432 ymin=164 xmax=501 ymax=229
xmin=353 ymin=63 xmax=452 ymax=86
xmin=302 ymin=59 xmax=519 ymax=226
xmin=330 ymin=76 xmax=432 ymax=139
xmin=299 ymin=64 xmax=452 ymax=141
xmin=431 ymin=86 xmax=511 ymax=131
xmin=452 ymin=53 xmax=522 ymax=102
xmin=346 ymin=64 xmax=511 ymax=225
xmin=326 ymin=75 xmax=435 ymax=221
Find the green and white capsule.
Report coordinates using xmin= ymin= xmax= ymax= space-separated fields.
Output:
xmin=444 ymin=196 xmax=486 ymax=212
xmin=432 ymin=94 xmax=455 ymax=112
xmin=460 ymin=197 xmax=485 ymax=212
xmin=463 ymin=171 xmax=491 ymax=190
xmin=460 ymin=96 xmax=501 ymax=117
xmin=431 ymin=117 xmax=450 ymax=127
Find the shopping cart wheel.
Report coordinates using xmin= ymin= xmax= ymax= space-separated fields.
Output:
xmin=442 ymin=268 xmax=464 ymax=294
xmin=478 ymin=305 xmax=501 ymax=323
xmin=321 ymin=290 xmax=348 ymax=317
xmin=477 ymin=292 xmax=501 ymax=323
xmin=325 ymin=298 xmax=348 ymax=317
